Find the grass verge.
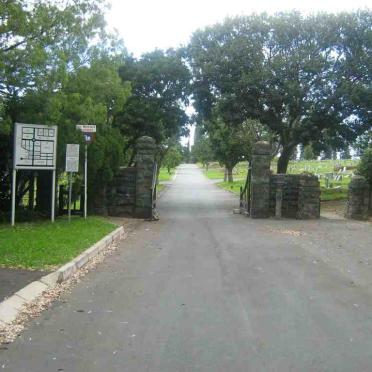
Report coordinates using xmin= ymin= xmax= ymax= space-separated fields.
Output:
xmin=158 ymin=168 xmax=175 ymax=182
xmin=0 ymin=216 xmax=117 ymax=270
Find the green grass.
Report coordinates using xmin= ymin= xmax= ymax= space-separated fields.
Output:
xmin=157 ymin=184 xmax=165 ymax=192
xmin=217 ymin=180 xmax=245 ymax=195
xmin=158 ymin=168 xmax=175 ymax=182
xmin=203 ymin=159 xmax=358 ymax=201
xmin=217 ymin=179 xmax=349 ymax=201
xmin=0 ymin=216 xmax=117 ymax=270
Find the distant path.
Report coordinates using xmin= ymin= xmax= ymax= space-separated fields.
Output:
xmin=2 ymin=164 xmax=372 ymax=371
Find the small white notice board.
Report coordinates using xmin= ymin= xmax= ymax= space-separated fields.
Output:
xmin=65 ymin=144 xmax=80 ymax=173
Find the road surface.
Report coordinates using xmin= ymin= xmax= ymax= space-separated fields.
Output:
xmin=2 ymin=164 xmax=372 ymax=371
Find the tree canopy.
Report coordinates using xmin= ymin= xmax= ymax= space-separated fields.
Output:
xmin=188 ymin=11 xmax=371 ymax=173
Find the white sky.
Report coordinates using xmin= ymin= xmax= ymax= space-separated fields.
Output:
xmin=107 ymin=0 xmax=370 ymax=57
xmin=106 ymin=0 xmax=369 ymax=147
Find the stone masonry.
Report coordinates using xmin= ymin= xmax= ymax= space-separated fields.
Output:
xmin=134 ymin=136 xmax=156 ymax=218
xmin=250 ymin=141 xmax=272 ymax=218
xmin=345 ymin=175 xmax=370 ymax=221
xmin=251 ymin=142 xmax=320 ymax=219
xmin=107 ymin=136 xmax=157 ymax=218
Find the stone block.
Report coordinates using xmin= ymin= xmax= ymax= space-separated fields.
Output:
xmin=15 ymin=281 xmax=49 ymax=302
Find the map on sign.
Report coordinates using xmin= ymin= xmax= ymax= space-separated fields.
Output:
xmin=14 ymin=123 xmax=58 ymax=170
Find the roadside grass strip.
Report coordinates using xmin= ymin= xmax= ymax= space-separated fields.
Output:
xmin=0 ymin=217 xmax=117 ymax=270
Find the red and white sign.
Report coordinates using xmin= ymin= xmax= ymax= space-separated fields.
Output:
xmin=76 ymin=125 xmax=96 ymax=133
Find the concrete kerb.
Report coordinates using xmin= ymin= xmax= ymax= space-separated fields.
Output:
xmin=0 ymin=225 xmax=125 ymax=326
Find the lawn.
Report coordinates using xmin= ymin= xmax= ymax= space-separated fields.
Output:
xmin=0 ymin=216 xmax=117 ymax=270
xmin=217 ymin=179 xmax=348 ymax=202
xmin=158 ymin=167 xmax=175 ymax=182
xmin=203 ymin=159 xmax=358 ymax=201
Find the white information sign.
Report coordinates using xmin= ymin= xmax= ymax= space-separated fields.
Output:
xmin=14 ymin=123 xmax=57 ymax=170
xmin=65 ymin=144 xmax=80 ymax=173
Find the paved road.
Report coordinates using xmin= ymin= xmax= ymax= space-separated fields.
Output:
xmin=2 ymin=164 xmax=372 ymax=371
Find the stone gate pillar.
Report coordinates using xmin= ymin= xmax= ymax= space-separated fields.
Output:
xmin=345 ymin=176 xmax=370 ymax=221
xmin=250 ymin=141 xmax=271 ymax=218
xmin=135 ymin=136 xmax=156 ymax=218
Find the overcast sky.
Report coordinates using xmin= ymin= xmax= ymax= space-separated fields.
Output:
xmin=106 ymin=0 xmax=370 ymax=57
xmin=106 ymin=0 xmax=369 ymax=146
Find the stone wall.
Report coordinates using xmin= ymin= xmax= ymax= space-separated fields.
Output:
xmin=268 ymin=174 xmax=320 ymax=219
xmin=107 ymin=167 xmax=136 ymax=216
xmin=269 ymin=175 xmax=300 ymax=218
xmin=250 ymin=142 xmax=320 ymax=219
xmin=297 ymin=175 xmax=321 ymax=219
xmin=345 ymin=175 xmax=370 ymax=220
xmin=107 ymin=136 xmax=156 ymax=218
xmin=250 ymin=142 xmax=272 ymax=218
xmin=134 ymin=136 xmax=156 ymax=218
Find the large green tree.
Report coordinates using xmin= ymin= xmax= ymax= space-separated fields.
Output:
xmin=205 ymin=118 xmax=268 ymax=182
xmin=116 ymin=49 xmax=191 ymax=164
xmin=0 ymin=0 xmax=122 ymax=216
xmin=188 ymin=11 xmax=371 ymax=173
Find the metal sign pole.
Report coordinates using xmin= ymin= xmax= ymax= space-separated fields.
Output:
xmin=11 ymin=169 xmax=16 ymax=226
xmin=68 ymin=172 xmax=72 ymax=222
xmin=51 ymin=169 xmax=56 ymax=222
xmin=84 ymin=143 xmax=87 ymax=219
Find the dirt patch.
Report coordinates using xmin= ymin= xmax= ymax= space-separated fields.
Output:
xmin=321 ymin=200 xmax=347 ymax=219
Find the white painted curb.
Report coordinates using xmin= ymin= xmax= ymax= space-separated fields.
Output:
xmin=0 ymin=226 xmax=125 ymax=325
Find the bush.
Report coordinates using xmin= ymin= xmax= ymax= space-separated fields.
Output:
xmin=357 ymin=147 xmax=372 ymax=187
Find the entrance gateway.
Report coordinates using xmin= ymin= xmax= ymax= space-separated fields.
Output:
xmin=239 ymin=142 xmax=320 ymax=219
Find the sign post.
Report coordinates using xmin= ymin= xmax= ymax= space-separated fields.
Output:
xmin=76 ymin=125 xmax=96 ymax=219
xmin=65 ymin=144 xmax=80 ymax=222
xmin=12 ymin=123 xmax=58 ymax=226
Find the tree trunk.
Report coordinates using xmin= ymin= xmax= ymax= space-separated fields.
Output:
xmin=224 ymin=168 xmax=227 ymax=182
xmin=277 ymin=146 xmax=295 ymax=174
xmin=227 ymin=166 xmax=233 ymax=182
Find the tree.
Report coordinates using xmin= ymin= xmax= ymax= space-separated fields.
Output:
xmin=0 ymin=0 xmax=109 ymax=216
xmin=206 ymin=118 xmax=268 ymax=182
xmin=340 ymin=146 xmax=352 ymax=160
xmin=357 ymin=147 xmax=372 ymax=214
xmin=188 ymin=12 xmax=372 ymax=173
xmin=192 ymin=135 xmax=214 ymax=170
xmin=303 ymin=145 xmax=316 ymax=160
xmin=162 ymin=145 xmax=183 ymax=174
xmin=116 ymin=49 xmax=191 ymax=164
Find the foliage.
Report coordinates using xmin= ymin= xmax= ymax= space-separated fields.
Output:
xmin=303 ymin=145 xmax=316 ymax=160
xmin=117 ymin=49 xmax=191 ymax=162
xmin=0 ymin=216 xmax=116 ymax=269
xmin=357 ymin=147 xmax=372 ymax=186
xmin=188 ymin=11 xmax=371 ymax=173
xmin=0 ymin=0 xmax=147 ymax=216
xmin=205 ymin=118 xmax=270 ymax=181
xmin=162 ymin=146 xmax=183 ymax=174
xmin=192 ymin=135 xmax=214 ymax=167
